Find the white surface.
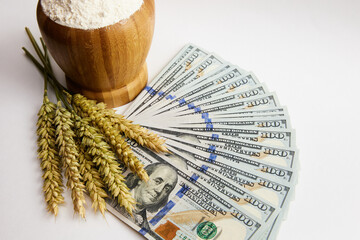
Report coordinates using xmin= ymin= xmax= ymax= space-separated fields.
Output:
xmin=1 ymin=0 xmax=360 ymax=239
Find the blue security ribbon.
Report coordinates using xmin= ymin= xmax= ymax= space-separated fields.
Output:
xmin=208 ymin=145 xmax=216 ymax=152
xmin=144 ymin=86 xmax=156 ymax=96
xmin=179 ymin=98 xmax=186 ymax=105
xmin=176 ymin=185 xmax=190 ymax=198
xmin=202 ymin=113 xmax=209 ymax=119
xmin=188 ymin=103 xmax=195 ymax=109
xmin=211 ymin=134 xmax=219 ymax=140
xmin=149 ymin=200 xmax=176 ymax=226
xmin=145 ymin=176 xmax=198 ymax=231
xmin=200 ymin=165 xmax=209 ymax=173
xmin=206 ymin=123 xmax=213 ymax=130
xmin=205 ymin=118 xmax=212 ymax=123
xmin=189 ymin=173 xmax=199 ymax=183
xmin=158 ymin=91 xmax=165 ymax=96
xmin=139 ymin=228 xmax=149 ymax=236
xmin=166 ymin=95 xmax=176 ymax=100
xmin=208 ymin=153 xmax=217 ymax=163
xmin=194 ymin=107 xmax=201 ymax=113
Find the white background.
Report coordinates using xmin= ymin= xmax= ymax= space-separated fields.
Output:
xmin=1 ymin=0 xmax=360 ymax=239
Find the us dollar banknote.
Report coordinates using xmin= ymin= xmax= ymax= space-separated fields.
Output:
xmin=135 ymin=146 xmax=281 ymax=226
xmin=209 ymin=107 xmax=288 ymax=119
xmin=131 ymin=67 xmax=252 ymax=119
xmin=127 ymin=46 xmax=209 ymax=118
xmin=142 ymin=124 xmax=295 ymax=148
xmin=164 ymin=143 xmax=295 ymax=209
xmin=163 ymin=137 xmax=298 ymax=183
xmin=137 ymin=63 xmax=238 ymax=117
xmin=116 ymin=44 xmax=298 ymax=240
xmin=148 ymin=84 xmax=269 ymax=118
xmin=134 ymin=93 xmax=280 ymax=122
xmin=106 ymin=140 xmax=270 ymax=240
xmin=131 ymin=54 xmax=229 ymax=118
xmin=124 ymin=44 xmax=198 ymax=116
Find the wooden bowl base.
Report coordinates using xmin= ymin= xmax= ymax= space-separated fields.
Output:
xmin=66 ymin=63 xmax=148 ymax=108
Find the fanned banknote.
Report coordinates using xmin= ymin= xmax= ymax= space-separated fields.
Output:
xmin=109 ymin=44 xmax=298 ymax=240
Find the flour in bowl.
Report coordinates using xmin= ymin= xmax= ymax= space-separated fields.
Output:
xmin=41 ymin=0 xmax=144 ymax=29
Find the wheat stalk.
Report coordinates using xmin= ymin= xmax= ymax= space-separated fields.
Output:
xmin=36 ymin=92 xmax=64 ymax=216
xmin=70 ymin=93 xmax=168 ymax=153
xmin=54 ymin=101 xmax=86 ymax=218
xmin=101 ymin=108 xmax=169 ymax=153
xmin=71 ymin=94 xmax=149 ymax=182
xmin=74 ymin=114 xmax=136 ymax=215
xmin=77 ymin=137 xmax=108 ymax=216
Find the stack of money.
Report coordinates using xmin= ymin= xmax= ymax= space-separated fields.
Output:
xmin=107 ymin=44 xmax=298 ymax=240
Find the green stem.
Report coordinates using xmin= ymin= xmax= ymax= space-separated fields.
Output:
xmin=23 ymin=47 xmax=57 ymax=90
xmin=24 ymin=28 xmax=71 ymax=94
xmin=44 ymin=72 xmax=48 ymax=94
xmin=23 ymin=46 xmax=72 ymax=111
xmin=22 ymin=47 xmax=57 ymax=85
xmin=25 ymin=27 xmax=47 ymax=69
xmin=40 ymin=46 xmax=73 ymax=111
xmin=23 ymin=28 xmax=74 ymax=111
xmin=40 ymin=37 xmax=53 ymax=73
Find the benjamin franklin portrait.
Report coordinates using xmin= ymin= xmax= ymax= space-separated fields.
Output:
xmin=110 ymin=162 xmax=178 ymax=235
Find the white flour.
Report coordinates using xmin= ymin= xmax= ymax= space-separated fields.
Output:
xmin=41 ymin=0 xmax=144 ymax=29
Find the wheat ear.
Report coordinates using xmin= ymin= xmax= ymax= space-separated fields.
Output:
xmin=74 ymin=115 xmax=136 ymax=215
xmin=71 ymin=94 xmax=148 ymax=182
xmin=77 ymin=141 xmax=108 ymax=216
xmin=36 ymin=92 xmax=64 ymax=216
xmin=101 ymin=108 xmax=169 ymax=153
xmin=55 ymin=101 xmax=86 ymax=218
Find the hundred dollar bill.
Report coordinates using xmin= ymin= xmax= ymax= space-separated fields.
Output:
xmin=137 ymin=117 xmax=292 ymax=145
xmin=167 ymin=147 xmax=290 ymax=240
xmin=130 ymin=54 xmax=229 ymax=118
xmin=133 ymin=107 xmax=289 ymax=129
xmin=138 ymin=66 xmax=251 ymax=118
xmin=135 ymin=146 xmax=280 ymax=226
xmin=165 ymin=132 xmax=297 ymax=168
xmin=184 ymin=84 xmax=268 ymax=109
xmin=209 ymin=107 xmax=288 ymax=119
xmin=173 ymin=93 xmax=280 ymax=118
xmin=255 ymin=214 xmax=280 ymax=240
xmin=262 ymin=212 xmax=284 ymax=240
xmin=166 ymin=134 xmax=298 ymax=173
xmin=144 ymin=124 xmax=295 ymax=148
xmin=127 ymin=46 xmax=209 ymax=118
xmin=106 ymin=141 xmax=269 ymax=240
xmin=187 ymin=126 xmax=294 ymax=148
xmin=165 ymin=116 xmax=290 ymax=129
xmin=164 ymin=142 xmax=294 ymax=210
xmin=137 ymin=63 xmax=236 ymax=117
xmin=164 ymin=138 xmax=297 ymax=185
xmin=165 ymin=148 xmax=288 ymax=239
xmin=145 ymin=84 xmax=269 ymax=119
xmin=161 ymin=148 xmax=284 ymax=240
xmin=124 ymin=44 xmax=198 ymax=116
xmin=134 ymin=93 xmax=279 ymax=124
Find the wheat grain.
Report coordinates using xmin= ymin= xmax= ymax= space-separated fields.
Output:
xmin=72 ymin=94 xmax=149 ymax=182
xmin=102 ymin=109 xmax=169 ymax=153
xmin=77 ymin=138 xmax=108 ymax=216
xmin=73 ymin=114 xmax=136 ymax=215
xmin=55 ymin=101 xmax=86 ymax=218
xmin=71 ymin=93 xmax=168 ymax=153
xmin=36 ymin=92 xmax=64 ymax=216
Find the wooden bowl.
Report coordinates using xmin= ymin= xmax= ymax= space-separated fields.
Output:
xmin=37 ymin=0 xmax=155 ymax=108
